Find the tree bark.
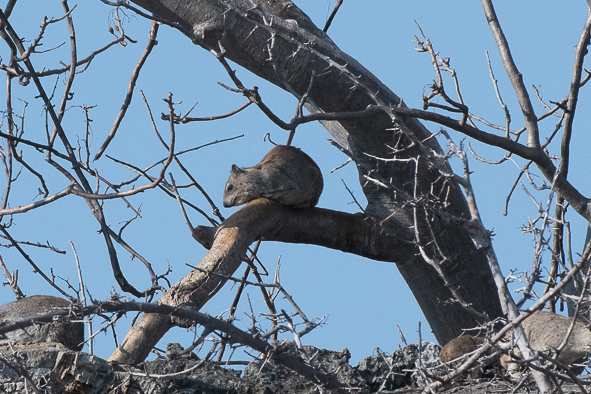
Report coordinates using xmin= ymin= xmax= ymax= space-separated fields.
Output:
xmin=109 ymin=0 xmax=505 ymax=363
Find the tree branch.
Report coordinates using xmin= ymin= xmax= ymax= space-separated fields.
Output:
xmin=108 ymin=198 xmax=416 ymax=364
xmin=0 ymin=9 xmax=148 ymax=298
xmin=94 ymin=20 xmax=160 ymax=160
xmin=0 ymin=299 xmax=345 ymax=391
xmin=480 ymin=0 xmax=540 ymax=148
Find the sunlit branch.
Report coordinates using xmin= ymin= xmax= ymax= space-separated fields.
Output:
xmin=0 ymin=185 xmax=74 ymax=216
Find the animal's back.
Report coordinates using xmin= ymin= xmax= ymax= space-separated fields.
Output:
xmin=0 ymin=295 xmax=84 ymax=351
xmin=520 ymin=311 xmax=591 ymax=364
xmin=440 ymin=311 xmax=591 ymax=371
xmin=439 ymin=335 xmax=485 ymax=363
xmin=223 ymin=145 xmax=323 ymax=208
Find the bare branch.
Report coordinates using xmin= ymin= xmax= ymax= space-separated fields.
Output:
xmin=0 ymin=254 xmax=24 ymax=299
xmin=94 ymin=20 xmax=160 ymax=160
xmin=485 ymin=51 xmax=511 ymax=137
xmin=0 ymin=300 xmax=346 ymax=391
xmin=480 ymin=0 xmax=540 ymax=148
xmin=0 ymin=228 xmax=73 ymax=301
xmin=322 ymin=0 xmax=343 ymax=33
xmin=163 ymin=100 xmax=252 ymax=123
xmin=0 ymin=185 xmax=74 ymax=216
xmin=0 ymin=10 xmax=151 ymax=298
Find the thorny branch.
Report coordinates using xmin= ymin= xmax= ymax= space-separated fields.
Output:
xmin=408 ymin=127 xmax=583 ymax=391
xmin=410 ymin=155 xmax=488 ymax=322
xmin=424 ymin=240 xmax=591 ymax=391
xmin=211 ymin=32 xmax=591 ymax=228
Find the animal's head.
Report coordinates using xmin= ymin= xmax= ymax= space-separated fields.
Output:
xmin=223 ymin=165 xmax=260 ymax=208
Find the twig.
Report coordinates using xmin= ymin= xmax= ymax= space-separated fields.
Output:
xmin=48 ymin=0 xmax=77 ymax=146
xmin=0 ymin=9 xmax=147 ymax=297
xmin=0 ymin=227 xmax=72 ymax=301
xmin=485 ymin=51 xmax=511 ymax=137
xmin=480 ymin=0 xmax=540 ymax=148
xmin=163 ymin=100 xmax=252 ymax=123
xmin=94 ymin=21 xmax=159 ymax=160
xmin=71 ymin=240 xmax=92 ymax=354
xmin=341 ymin=179 xmax=365 ymax=213
xmin=0 ymin=254 xmax=24 ymax=299
xmin=140 ymin=90 xmax=225 ymax=223
xmin=323 ymin=0 xmax=343 ymax=33
xmin=414 ymin=24 xmax=468 ymax=125
xmin=0 ymin=184 xmax=74 ymax=216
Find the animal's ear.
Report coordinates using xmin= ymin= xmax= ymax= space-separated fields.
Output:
xmin=231 ymin=165 xmax=244 ymax=174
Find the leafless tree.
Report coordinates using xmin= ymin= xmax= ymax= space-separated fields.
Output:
xmin=1 ymin=0 xmax=590 ymax=392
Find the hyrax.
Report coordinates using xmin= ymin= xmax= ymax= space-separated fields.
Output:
xmin=504 ymin=311 xmax=591 ymax=368
xmin=439 ymin=335 xmax=486 ymax=363
xmin=0 ymin=295 xmax=84 ymax=351
xmin=223 ymin=145 xmax=323 ymax=209
xmin=439 ymin=311 xmax=591 ymax=371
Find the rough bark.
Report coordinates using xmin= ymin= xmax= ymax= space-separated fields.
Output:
xmin=109 ymin=0 xmax=505 ymax=363
xmin=0 ymin=338 xmax=442 ymax=393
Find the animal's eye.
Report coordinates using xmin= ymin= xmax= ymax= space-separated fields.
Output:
xmin=227 ymin=185 xmax=233 ymax=192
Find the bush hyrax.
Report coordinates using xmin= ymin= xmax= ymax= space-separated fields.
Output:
xmin=0 ymin=295 xmax=84 ymax=351
xmin=502 ymin=311 xmax=591 ymax=370
xmin=223 ymin=145 xmax=323 ymax=209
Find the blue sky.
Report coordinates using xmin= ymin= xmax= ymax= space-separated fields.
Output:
xmin=1 ymin=1 xmax=590 ymax=365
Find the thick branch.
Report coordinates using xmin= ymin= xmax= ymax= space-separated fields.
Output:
xmin=194 ymin=205 xmax=415 ymax=263
xmin=109 ymin=199 xmax=417 ymax=364
xmin=108 ymin=199 xmax=281 ymax=363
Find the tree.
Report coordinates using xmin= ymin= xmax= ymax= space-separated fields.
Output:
xmin=1 ymin=0 xmax=590 ymax=392
xmin=111 ymin=0 xmax=510 ymax=361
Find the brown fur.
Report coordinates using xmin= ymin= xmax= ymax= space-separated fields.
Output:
xmin=502 ymin=311 xmax=591 ymax=371
xmin=439 ymin=335 xmax=486 ymax=363
xmin=223 ymin=145 xmax=323 ymax=209
xmin=440 ymin=311 xmax=591 ymax=371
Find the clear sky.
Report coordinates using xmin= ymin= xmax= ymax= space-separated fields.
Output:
xmin=1 ymin=1 xmax=590 ymax=366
